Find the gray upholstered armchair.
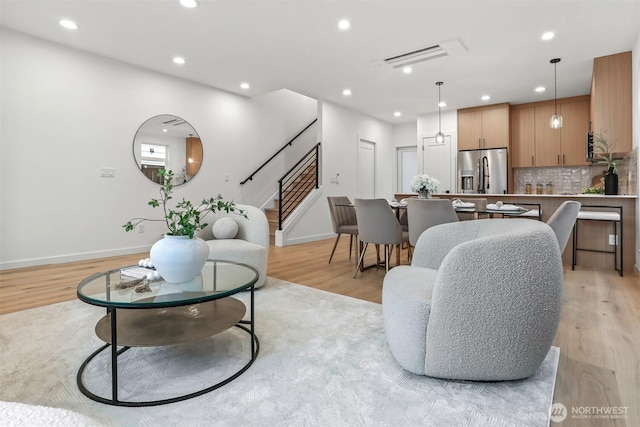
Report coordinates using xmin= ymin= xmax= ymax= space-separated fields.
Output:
xmin=382 ymin=219 xmax=563 ymax=381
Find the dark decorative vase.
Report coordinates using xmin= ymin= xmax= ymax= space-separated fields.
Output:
xmin=604 ymin=168 xmax=618 ymax=195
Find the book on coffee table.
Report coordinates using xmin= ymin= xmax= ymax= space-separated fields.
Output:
xmin=121 ymin=266 xmax=154 ymax=279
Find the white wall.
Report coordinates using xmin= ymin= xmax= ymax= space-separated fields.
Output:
xmin=0 ymin=29 xmax=305 ymax=268
xmin=417 ymin=111 xmax=458 ymax=192
xmin=391 ymin=121 xmax=418 ymax=193
xmin=392 ymin=121 xmax=418 ymax=148
xmin=281 ymin=101 xmax=394 ymax=244
xmin=250 ymin=89 xmax=318 ymax=207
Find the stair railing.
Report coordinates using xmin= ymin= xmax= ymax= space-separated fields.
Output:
xmin=240 ymin=118 xmax=317 ymax=185
xmin=277 ymin=143 xmax=321 ymax=230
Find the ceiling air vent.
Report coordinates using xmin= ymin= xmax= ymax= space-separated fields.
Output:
xmin=383 ymin=39 xmax=466 ymax=68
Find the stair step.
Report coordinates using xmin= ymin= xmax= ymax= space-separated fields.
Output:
xmin=267 ymin=159 xmax=318 ymax=238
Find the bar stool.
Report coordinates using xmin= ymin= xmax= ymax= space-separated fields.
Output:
xmin=572 ymin=205 xmax=623 ymax=276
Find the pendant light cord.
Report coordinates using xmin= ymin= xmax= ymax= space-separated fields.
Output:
xmin=554 ymin=61 xmax=557 ymax=114
xmin=550 ymin=58 xmax=561 ymax=115
xmin=438 ymin=84 xmax=442 ymax=132
xmin=436 ymin=81 xmax=443 ymax=140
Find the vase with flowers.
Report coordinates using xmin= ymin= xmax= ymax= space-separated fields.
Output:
xmin=123 ymin=169 xmax=246 ymax=283
xmin=410 ymin=174 xmax=440 ymax=199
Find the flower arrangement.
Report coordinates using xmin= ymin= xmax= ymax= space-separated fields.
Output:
xmin=123 ymin=169 xmax=246 ymax=238
xmin=410 ymin=174 xmax=440 ymax=196
xmin=593 ymin=130 xmax=619 ymax=173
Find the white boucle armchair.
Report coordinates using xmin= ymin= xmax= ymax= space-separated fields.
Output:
xmin=197 ymin=204 xmax=269 ymax=288
xmin=382 ymin=219 xmax=563 ymax=381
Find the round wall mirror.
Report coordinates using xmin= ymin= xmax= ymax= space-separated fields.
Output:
xmin=132 ymin=114 xmax=203 ymax=185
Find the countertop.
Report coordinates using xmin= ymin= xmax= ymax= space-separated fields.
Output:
xmin=436 ymin=193 xmax=638 ymax=199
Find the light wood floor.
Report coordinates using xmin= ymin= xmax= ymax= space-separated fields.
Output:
xmin=1 ymin=238 xmax=638 ymax=426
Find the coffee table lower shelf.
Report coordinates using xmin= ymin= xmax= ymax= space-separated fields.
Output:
xmin=76 ymin=298 xmax=259 ymax=407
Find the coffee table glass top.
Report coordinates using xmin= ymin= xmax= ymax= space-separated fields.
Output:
xmin=77 ymin=259 xmax=258 ymax=309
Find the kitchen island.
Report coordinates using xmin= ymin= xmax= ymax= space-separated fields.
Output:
xmin=395 ymin=193 xmax=637 ymax=274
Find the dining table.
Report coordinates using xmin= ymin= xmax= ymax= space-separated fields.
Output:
xmin=340 ymin=199 xmax=533 ymax=272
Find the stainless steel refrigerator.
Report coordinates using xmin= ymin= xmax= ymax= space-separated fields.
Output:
xmin=457 ymin=147 xmax=508 ymax=194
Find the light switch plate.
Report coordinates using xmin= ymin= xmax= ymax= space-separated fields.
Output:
xmin=100 ymin=168 xmax=116 ymax=178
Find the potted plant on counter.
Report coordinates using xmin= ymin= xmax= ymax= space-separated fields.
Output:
xmin=410 ymin=174 xmax=440 ymax=199
xmin=593 ymin=130 xmax=619 ymax=195
xmin=124 ymin=169 xmax=246 ymax=283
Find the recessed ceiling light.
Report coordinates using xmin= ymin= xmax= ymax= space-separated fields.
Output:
xmin=403 ymin=67 xmax=412 ymax=74
xmin=535 ymin=86 xmax=546 ymax=92
xmin=481 ymin=95 xmax=491 ymax=101
xmin=173 ymin=57 xmax=186 ymax=65
xmin=162 ymin=129 xmax=168 ymax=133
xmin=240 ymin=82 xmax=250 ymax=89
xmin=438 ymin=102 xmax=446 ymax=107
xmin=180 ymin=0 xmax=198 ymax=8
xmin=59 ymin=19 xmax=78 ymax=30
xmin=342 ymin=89 xmax=352 ymax=96
xmin=338 ymin=19 xmax=350 ymax=30
xmin=541 ymin=32 xmax=555 ymax=41
xmin=394 ymin=112 xmax=402 ymax=117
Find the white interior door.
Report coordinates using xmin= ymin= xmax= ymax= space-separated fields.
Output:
xmin=357 ymin=139 xmax=376 ymax=198
xmin=423 ymin=135 xmax=453 ymax=193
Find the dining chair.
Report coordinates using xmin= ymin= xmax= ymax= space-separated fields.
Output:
xmin=545 ymin=200 xmax=581 ymax=253
xmin=407 ymin=198 xmax=459 ymax=248
xmin=327 ymin=196 xmax=359 ymax=263
xmin=353 ymin=198 xmax=408 ymax=278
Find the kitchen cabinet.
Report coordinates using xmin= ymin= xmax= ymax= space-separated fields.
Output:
xmin=534 ymin=105 xmax=560 ymax=167
xmin=185 ymin=137 xmax=203 ymax=176
xmin=457 ymin=103 xmax=509 ymax=150
xmin=560 ymin=100 xmax=590 ymax=166
xmin=510 ymin=107 xmax=535 ymax=167
xmin=590 ymin=51 xmax=632 ymax=155
xmin=510 ymin=96 xmax=590 ymax=167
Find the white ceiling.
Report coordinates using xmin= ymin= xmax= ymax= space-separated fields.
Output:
xmin=1 ymin=0 xmax=639 ymax=123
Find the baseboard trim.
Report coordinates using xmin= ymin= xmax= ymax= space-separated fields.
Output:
xmin=0 ymin=246 xmax=152 ymax=271
xmin=281 ymin=232 xmax=334 ymax=246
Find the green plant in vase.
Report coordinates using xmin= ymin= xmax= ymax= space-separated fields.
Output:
xmin=123 ymin=169 xmax=246 ymax=237
xmin=592 ymin=130 xmax=619 ymax=195
xmin=593 ymin=130 xmax=619 ymax=173
xmin=123 ymin=169 xmax=246 ymax=283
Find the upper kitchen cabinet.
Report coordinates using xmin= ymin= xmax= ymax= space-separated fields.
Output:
xmin=533 ymin=104 xmax=560 ymax=167
xmin=510 ymin=107 xmax=535 ymax=167
xmin=510 ymin=96 xmax=590 ymax=167
xmin=560 ymin=100 xmax=590 ymax=166
xmin=590 ymin=51 xmax=632 ymax=155
xmin=457 ymin=103 xmax=510 ymax=150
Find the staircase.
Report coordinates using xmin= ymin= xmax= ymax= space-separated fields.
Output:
xmin=265 ymin=163 xmax=317 ymax=238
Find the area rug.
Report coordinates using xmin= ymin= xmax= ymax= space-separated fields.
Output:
xmin=0 ymin=277 xmax=558 ymax=426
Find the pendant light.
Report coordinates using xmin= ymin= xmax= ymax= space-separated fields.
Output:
xmin=435 ymin=81 xmax=445 ymax=144
xmin=549 ymin=58 xmax=563 ymax=129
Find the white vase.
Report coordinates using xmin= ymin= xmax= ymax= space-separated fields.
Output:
xmin=150 ymin=235 xmax=209 ymax=284
xmin=417 ymin=189 xmax=431 ymax=199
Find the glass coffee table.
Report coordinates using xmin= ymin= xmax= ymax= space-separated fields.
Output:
xmin=76 ymin=259 xmax=259 ymax=407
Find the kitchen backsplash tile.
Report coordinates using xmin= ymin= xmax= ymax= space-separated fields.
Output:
xmin=514 ymin=158 xmax=634 ymax=195
xmin=618 ymin=147 xmax=637 ymax=195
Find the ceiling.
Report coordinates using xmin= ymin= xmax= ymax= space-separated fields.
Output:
xmin=1 ymin=0 xmax=639 ymax=124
